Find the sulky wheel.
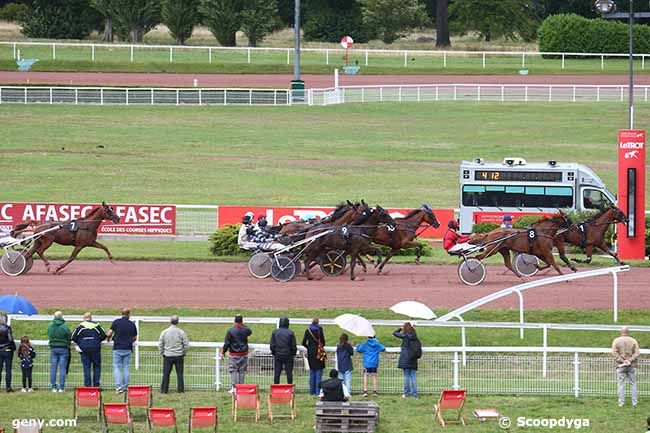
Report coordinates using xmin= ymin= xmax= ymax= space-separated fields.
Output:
xmin=457 ymin=258 xmax=486 ymax=286
xmin=1 ymin=250 xmax=27 ymax=277
xmin=248 ymin=252 xmax=272 ymax=279
xmin=513 ymin=253 xmax=540 ymax=277
xmin=319 ymin=250 xmax=348 ymax=276
xmin=20 ymin=256 xmax=34 ymax=275
xmin=271 ymin=255 xmax=297 ymax=282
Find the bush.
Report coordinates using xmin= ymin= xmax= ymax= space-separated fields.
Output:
xmin=303 ymin=8 xmax=372 ymax=43
xmin=20 ymin=0 xmax=102 ymax=39
xmin=472 ymin=222 xmax=500 ymax=233
xmin=0 ymin=3 xmax=29 ymax=22
xmin=209 ymin=224 xmax=242 ymax=256
xmin=538 ymin=14 xmax=650 ymax=56
xmin=378 ymin=239 xmax=433 ymax=257
xmin=512 ymin=215 xmax=543 ymax=229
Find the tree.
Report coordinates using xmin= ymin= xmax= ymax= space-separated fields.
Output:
xmin=20 ymin=0 xmax=101 ymax=39
xmin=361 ymin=0 xmax=426 ymax=44
xmin=109 ymin=0 xmax=160 ymax=42
xmin=92 ymin=0 xmax=114 ymax=42
xmin=161 ymin=0 xmax=200 ymax=45
xmin=450 ymin=0 xmax=537 ymax=42
xmin=303 ymin=0 xmax=371 ymax=43
xmin=241 ymin=0 xmax=278 ymax=47
xmin=200 ymin=0 xmax=242 ymax=46
xmin=435 ymin=0 xmax=450 ymax=47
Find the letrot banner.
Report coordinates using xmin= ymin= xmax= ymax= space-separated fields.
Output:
xmin=0 ymin=203 xmax=176 ymax=235
xmin=218 ymin=205 xmax=454 ymax=238
xmin=617 ymin=130 xmax=646 ymax=259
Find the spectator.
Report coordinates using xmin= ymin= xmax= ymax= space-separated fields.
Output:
xmin=646 ymin=416 xmax=650 ymax=433
xmin=319 ymin=369 xmax=350 ymax=402
xmin=336 ymin=334 xmax=353 ymax=394
xmin=107 ymin=308 xmax=138 ymax=394
xmin=393 ymin=322 xmax=420 ymax=398
xmin=222 ymin=315 xmax=252 ymax=392
xmin=47 ymin=311 xmax=71 ymax=392
xmin=356 ymin=335 xmax=386 ymax=398
xmin=158 ymin=315 xmax=189 ymax=394
xmin=612 ymin=326 xmax=640 ymax=407
xmin=501 ymin=215 xmax=513 ymax=229
xmin=269 ymin=316 xmax=297 ymax=384
xmin=18 ymin=336 xmax=35 ymax=392
xmin=302 ymin=318 xmax=326 ymax=396
xmin=0 ymin=313 xmax=16 ymax=393
xmin=71 ymin=312 xmax=106 ymax=387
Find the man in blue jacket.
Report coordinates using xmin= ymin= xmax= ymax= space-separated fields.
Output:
xmin=72 ymin=312 xmax=106 ymax=387
xmin=356 ymin=336 xmax=385 ymax=397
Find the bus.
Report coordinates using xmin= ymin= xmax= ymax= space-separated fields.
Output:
xmin=458 ymin=157 xmax=616 ymax=234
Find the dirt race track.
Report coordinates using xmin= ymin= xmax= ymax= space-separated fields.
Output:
xmin=1 ymin=261 xmax=645 ymax=311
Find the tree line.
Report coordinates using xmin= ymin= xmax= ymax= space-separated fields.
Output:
xmin=1 ymin=0 xmax=640 ymax=47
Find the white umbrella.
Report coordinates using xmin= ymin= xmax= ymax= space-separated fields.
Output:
xmin=334 ymin=314 xmax=376 ymax=337
xmin=390 ymin=301 xmax=436 ymax=320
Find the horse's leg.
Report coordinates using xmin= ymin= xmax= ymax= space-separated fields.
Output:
xmin=377 ymin=250 xmax=396 ymax=275
xmin=54 ymin=246 xmax=85 ymax=274
xmin=357 ymin=254 xmax=367 ymax=273
xmin=572 ymin=244 xmax=593 ymax=264
xmin=541 ymin=250 xmax=563 ymax=275
xmin=499 ymin=249 xmax=521 ymax=278
xmin=304 ymin=257 xmax=313 ymax=280
xmin=415 ymin=243 xmax=423 ymax=265
xmin=595 ymin=242 xmax=625 ymax=265
xmin=555 ymin=241 xmax=577 ymax=272
xmin=349 ymin=251 xmax=358 ymax=281
xmin=90 ymin=241 xmax=114 ymax=262
xmin=32 ymin=237 xmax=54 ymax=273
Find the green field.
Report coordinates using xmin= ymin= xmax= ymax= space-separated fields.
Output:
xmin=0 ymin=102 xmax=642 ymax=206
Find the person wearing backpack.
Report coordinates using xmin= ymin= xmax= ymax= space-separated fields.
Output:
xmin=393 ymin=322 xmax=421 ymax=398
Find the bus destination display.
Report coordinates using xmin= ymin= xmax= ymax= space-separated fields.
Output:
xmin=474 ymin=171 xmax=563 ymax=182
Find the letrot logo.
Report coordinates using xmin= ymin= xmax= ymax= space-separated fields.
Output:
xmin=619 ymin=141 xmax=644 ymax=149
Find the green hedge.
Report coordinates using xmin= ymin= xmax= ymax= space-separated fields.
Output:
xmin=209 ymin=224 xmax=242 ymax=256
xmin=472 ymin=222 xmax=500 ymax=233
xmin=538 ymin=14 xmax=650 ymax=55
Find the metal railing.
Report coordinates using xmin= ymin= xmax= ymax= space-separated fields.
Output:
xmin=8 ymin=340 xmax=648 ymax=397
xmin=3 ymin=41 xmax=650 ymax=70
xmin=309 ymin=84 xmax=650 ymax=105
xmin=0 ymin=86 xmax=292 ymax=106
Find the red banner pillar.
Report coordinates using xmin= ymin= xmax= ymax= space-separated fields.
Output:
xmin=617 ymin=130 xmax=646 ymax=260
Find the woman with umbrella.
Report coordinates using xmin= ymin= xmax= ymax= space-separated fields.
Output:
xmin=302 ymin=318 xmax=326 ymax=396
xmin=393 ymin=322 xmax=421 ymax=398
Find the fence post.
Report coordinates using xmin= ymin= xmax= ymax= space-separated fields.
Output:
xmin=573 ymin=352 xmax=580 ymax=398
xmin=542 ymin=325 xmax=548 ymax=378
xmin=126 ymin=88 xmax=129 ymax=106
xmin=601 ymin=55 xmax=604 ymax=70
xmin=612 ymin=270 xmax=619 ymax=322
xmin=361 ymin=87 xmax=365 ymax=103
xmin=443 ymin=51 xmax=447 ymax=68
xmin=151 ymin=89 xmax=154 ymax=105
xmin=52 ymin=43 xmax=56 ymax=60
xmin=501 ymin=85 xmax=504 ymax=102
xmin=522 ymin=52 xmax=525 ymax=68
xmin=453 ymin=85 xmax=457 ymax=101
xmin=477 ymin=85 xmax=481 ymax=101
xmin=525 ymin=85 xmax=528 ymax=102
xmin=214 ymin=347 xmax=221 ymax=390
xmin=92 ymin=44 xmax=95 ymax=62
xmin=134 ymin=319 xmax=140 ymax=370
xmin=223 ymin=89 xmax=227 ymax=106
xmin=169 ymin=46 xmax=173 ymax=63
xmin=645 ymin=87 xmax=648 ymax=102
xmin=404 ymin=51 xmax=407 ymax=67
xmin=379 ymin=87 xmax=383 ymax=102
xmin=398 ymin=87 xmax=402 ymax=102
xmin=365 ymin=50 xmax=368 ymax=66
xmin=561 ymin=54 xmax=565 ymax=69
xmin=287 ymin=49 xmax=290 ymax=65
xmin=247 ymin=48 xmax=251 ymax=64
xmin=209 ymin=47 xmax=212 ymax=64
xmin=249 ymin=89 xmax=253 ymax=105
xmin=482 ymin=52 xmax=486 ymax=69
xmin=273 ymin=90 xmax=277 ymax=106
xmin=100 ymin=88 xmax=104 ymax=105
xmin=23 ymin=87 xmax=26 ymax=104
xmin=325 ymin=49 xmax=329 ymax=65
xmin=643 ymin=55 xmax=645 ymax=70
xmin=548 ymin=86 xmax=552 ymax=102
xmin=176 ymin=89 xmax=179 ymax=106
xmin=572 ymin=86 xmax=576 ymax=102
xmin=435 ymin=85 xmax=438 ymax=101
xmin=0 ymin=87 xmax=3 ymax=105
xmin=13 ymin=42 xmax=16 ymax=59
xmin=199 ymin=89 xmax=202 ymax=105
xmin=417 ymin=86 xmax=420 ymax=102
xmin=130 ymin=45 xmax=134 ymax=63
xmin=452 ymin=352 xmax=460 ymax=390
xmin=461 ymin=326 xmax=467 ymax=367
xmin=621 ymin=86 xmax=624 ymax=102
xmin=597 ymin=86 xmax=600 ymax=102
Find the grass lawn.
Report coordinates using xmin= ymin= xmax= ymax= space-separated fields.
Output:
xmin=0 ymin=102 xmax=642 ymax=207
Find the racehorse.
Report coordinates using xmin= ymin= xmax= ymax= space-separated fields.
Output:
xmin=272 ymin=200 xmax=365 ymax=235
xmin=372 ymin=204 xmax=440 ymax=274
xmin=472 ymin=212 xmax=572 ymax=277
xmin=301 ymin=206 xmax=395 ymax=281
xmin=552 ymin=205 xmax=628 ymax=268
xmin=25 ymin=202 xmax=120 ymax=274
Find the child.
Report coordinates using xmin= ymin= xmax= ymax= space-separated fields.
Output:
xmin=18 ymin=336 xmax=36 ymax=392
xmin=336 ymin=334 xmax=354 ymax=394
xmin=355 ymin=336 xmax=385 ymax=398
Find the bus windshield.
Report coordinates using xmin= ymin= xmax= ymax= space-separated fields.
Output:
xmin=462 ymin=185 xmax=574 ymax=208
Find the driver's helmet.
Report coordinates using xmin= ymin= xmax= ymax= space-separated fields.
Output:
xmin=257 ymin=216 xmax=268 ymax=228
xmin=242 ymin=212 xmax=255 ymax=224
xmin=448 ymin=219 xmax=459 ymax=229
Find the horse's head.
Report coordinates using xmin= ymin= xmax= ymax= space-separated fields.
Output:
xmin=351 ymin=200 xmax=372 ymax=225
xmin=608 ymin=204 xmax=629 ymax=225
xmin=373 ymin=205 xmax=395 ymax=227
xmin=421 ymin=203 xmax=440 ymax=228
xmin=549 ymin=210 xmax=572 ymax=230
xmin=101 ymin=201 xmax=120 ymax=223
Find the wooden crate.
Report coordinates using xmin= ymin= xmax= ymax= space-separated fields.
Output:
xmin=315 ymin=402 xmax=379 ymax=433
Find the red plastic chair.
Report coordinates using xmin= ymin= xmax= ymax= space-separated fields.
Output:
xmin=267 ymin=384 xmax=296 ymax=420
xmin=148 ymin=408 xmax=178 ymax=433
xmin=125 ymin=385 xmax=153 ymax=414
xmin=188 ymin=407 xmax=218 ymax=433
xmin=232 ymin=384 xmax=260 ymax=422
xmin=73 ymin=386 xmax=102 ymax=421
xmin=103 ymin=403 xmax=134 ymax=433
xmin=433 ymin=389 xmax=467 ymax=427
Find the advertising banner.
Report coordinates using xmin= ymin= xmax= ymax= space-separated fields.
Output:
xmin=473 ymin=212 xmax=552 ymax=226
xmin=218 ymin=205 xmax=454 ymax=238
xmin=617 ymin=130 xmax=646 ymax=259
xmin=0 ymin=203 xmax=176 ymax=235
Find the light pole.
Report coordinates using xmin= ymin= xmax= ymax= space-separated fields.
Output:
xmin=595 ymin=0 xmax=650 ymax=129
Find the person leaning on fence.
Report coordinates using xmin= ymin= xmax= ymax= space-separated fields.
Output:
xmin=355 ymin=335 xmax=385 ymax=398
xmin=107 ymin=308 xmax=138 ymax=394
xmin=319 ymin=369 xmax=350 ymax=402
xmin=393 ymin=322 xmax=421 ymax=399
xmin=0 ymin=313 xmax=16 ymax=392
xmin=47 ymin=311 xmax=71 ymax=393
xmin=72 ymin=312 xmax=107 ymax=388
xmin=159 ymin=315 xmax=190 ymax=394
xmin=303 ymin=318 xmax=327 ymax=396
xmin=222 ymin=315 xmax=252 ymax=393
xmin=269 ymin=316 xmax=297 ymax=384
xmin=18 ymin=336 xmax=35 ymax=392
xmin=612 ymin=326 xmax=640 ymax=407
xmin=336 ymin=334 xmax=354 ymax=394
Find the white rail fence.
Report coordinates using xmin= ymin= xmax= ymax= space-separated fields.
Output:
xmin=311 ymin=84 xmax=650 ymax=105
xmin=3 ymin=41 xmax=650 ymax=70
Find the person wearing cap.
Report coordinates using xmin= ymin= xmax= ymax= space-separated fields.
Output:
xmin=443 ymin=220 xmax=472 ymax=253
xmin=222 ymin=315 xmax=252 ymax=393
xmin=237 ymin=212 xmax=258 ymax=250
xmin=501 ymin=215 xmax=513 ymax=229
